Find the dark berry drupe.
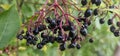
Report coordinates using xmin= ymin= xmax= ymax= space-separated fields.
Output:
xmin=33 ymin=27 xmax=39 ymax=35
xmin=50 ymin=19 xmax=57 ymax=28
xmin=84 ymin=9 xmax=92 ymax=17
xmin=95 ymin=0 xmax=101 ymax=6
xmin=59 ymin=43 xmax=66 ymax=51
xmin=17 ymin=34 xmax=23 ymax=40
xmin=68 ymin=43 xmax=76 ymax=48
xmin=110 ymin=25 xmax=116 ymax=33
xmin=46 ymin=17 xmax=52 ymax=23
xmin=81 ymin=0 xmax=87 ymax=6
xmin=93 ymin=8 xmax=98 ymax=15
xmin=56 ymin=36 xmax=63 ymax=43
xmin=76 ymin=44 xmax=81 ymax=49
xmin=99 ymin=18 xmax=105 ymax=24
xmin=91 ymin=0 xmax=96 ymax=4
xmin=116 ymin=21 xmax=120 ymax=27
xmin=108 ymin=19 xmax=113 ymax=25
xmin=69 ymin=30 xmax=76 ymax=38
xmin=38 ymin=24 xmax=46 ymax=31
xmin=89 ymin=38 xmax=94 ymax=43
xmin=37 ymin=43 xmax=43 ymax=49
xmin=80 ymin=27 xmax=87 ymax=36
xmin=113 ymin=30 xmax=120 ymax=37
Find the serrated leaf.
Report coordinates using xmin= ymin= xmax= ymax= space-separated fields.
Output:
xmin=0 ymin=5 xmax=20 ymax=49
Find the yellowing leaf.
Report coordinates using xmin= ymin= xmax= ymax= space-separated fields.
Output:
xmin=0 ymin=4 xmax=11 ymax=10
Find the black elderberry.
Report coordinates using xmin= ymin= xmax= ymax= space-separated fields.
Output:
xmin=116 ymin=21 xmax=120 ymax=27
xmin=93 ymin=8 xmax=98 ymax=15
xmin=37 ymin=43 xmax=43 ymax=49
xmin=26 ymin=31 xmax=30 ymax=36
xmin=110 ymin=25 xmax=116 ymax=33
xmin=108 ymin=19 xmax=113 ymax=25
xmin=41 ymin=39 xmax=48 ymax=45
xmin=113 ymin=30 xmax=120 ymax=37
xmin=99 ymin=18 xmax=105 ymax=24
xmin=89 ymin=38 xmax=94 ymax=43
xmin=41 ymin=32 xmax=47 ymax=38
xmin=38 ymin=24 xmax=46 ymax=31
xmin=17 ymin=34 xmax=23 ymax=40
xmin=49 ymin=36 xmax=55 ymax=43
xmin=69 ymin=30 xmax=76 ymax=38
xmin=95 ymin=0 xmax=101 ymax=6
xmin=91 ymin=0 xmax=96 ymax=4
xmin=59 ymin=43 xmax=66 ymax=51
xmin=46 ymin=17 xmax=52 ymax=23
xmin=50 ymin=19 xmax=57 ymax=28
xmin=83 ymin=22 xmax=88 ymax=28
xmin=56 ymin=19 xmax=61 ymax=26
xmin=62 ymin=25 xmax=70 ymax=31
xmin=68 ymin=43 xmax=76 ymax=48
xmin=76 ymin=44 xmax=81 ymax=49
xmin=81 ymin=0 xmax=87 ymax=6
xmin=33 ymin=27 xmax=39 ymax=35
xmin=56 ymin=36 xmax=63 ymax=43
xmin=84 ymin=9 xmax=92 ymax=17
xmin=80 ymin=27 xmax=87 ymax=36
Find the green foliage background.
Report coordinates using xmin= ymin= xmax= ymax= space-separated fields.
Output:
xmin=0 ymin=0 xmax=120 ymax=56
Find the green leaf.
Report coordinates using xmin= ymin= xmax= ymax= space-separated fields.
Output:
xmin=0 ymin=5 xmax=20 ymax=49
xmin=21 ymin=4 xmax=35 ymax=17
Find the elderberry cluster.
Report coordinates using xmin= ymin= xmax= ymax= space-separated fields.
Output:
xmin=16 ymin=0 xmax=119 ymax=51
xmin=17 ymin=16 xmax=92 ymax=51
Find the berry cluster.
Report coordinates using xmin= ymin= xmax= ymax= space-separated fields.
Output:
xmin=17 ymin=0 xmax=120 ymax=51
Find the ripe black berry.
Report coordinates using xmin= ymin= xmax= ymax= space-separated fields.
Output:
xmin=91 ymin=0 xmax=96 ymax=4
xmin=80 ymin=27 xmax=87 ymax=36
xmin=59 ymin=43 xmax=66 ymax=51
xmin=93 ymin=8 xmax=98 ymax=15
xmin=89 ymin=38 xmax=94 ymax=43
xmin=95 ymin=0 xmax=101 ymax=6
xmin=33 ymin=27 xmax=39 ymax=35
xmin=110 ymin=25 xmax=116 ymax=33
xmin=76 ymin=44 xmax=81 ymax=49
xmin=56 ymin=36 xmax=63 ymax=43
xmin=99 ymin=18 xmax=105 ymax=24
xmin=116 ymin=21 xmax=120 ymax=27
xmin=46 ymin=17 xmax=52 ymax=23
xmin=107 ymin=19 xmax=113 ymax=25
xmin=50 ymin=19 xmax=57 ymax=27
xmin=38 ymin=24 xmax=46 ymax=31
xmin=113 ymin=30 xmax=120 ymax=37
xmin=69 ymin=30 xmax=76 ymax=38
xmin=17 ymin=34 xmax=23 ymax=40
xmin=68 ymin=43 xmax=76 ymax=48
xmin=84 ymin=9 xmax=92 ymax=17
xmin=81 ymin=0 xmax=87 ymax=6
xmin=37 ymin=43 xmax=43 ymax=49
xmin=62 ymin=25 xmax=70 ymax=31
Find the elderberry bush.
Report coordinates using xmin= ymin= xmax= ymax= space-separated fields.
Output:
xmin=16 ymin=0 xmax=120 ymax=51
